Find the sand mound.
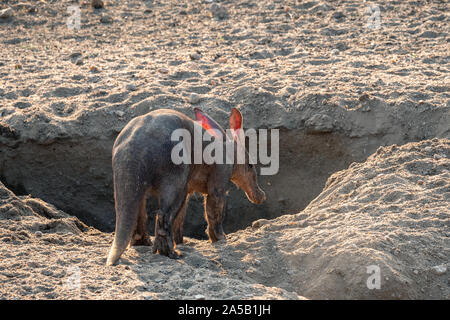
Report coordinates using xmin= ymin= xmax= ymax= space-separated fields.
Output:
xmin=229 ymin=138 xmax=449 ymax=299
xmin=0 ymin=181 xmax=88 ymax=237
xmin=1 ymin=139 xmax=448 ymax=299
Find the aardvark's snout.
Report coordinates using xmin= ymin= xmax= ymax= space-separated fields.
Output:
xmin=248 ymin=187 xmax=266 ymax=205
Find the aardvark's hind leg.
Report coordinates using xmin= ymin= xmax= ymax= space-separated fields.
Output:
xmin=153 ymin=183 xmax=187 ymax=258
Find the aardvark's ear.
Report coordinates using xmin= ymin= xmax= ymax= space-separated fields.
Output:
xmin=194 ymin=108 xmax=225 ymax=138
xmin=229 ymin=108 xmax=243 ymax=141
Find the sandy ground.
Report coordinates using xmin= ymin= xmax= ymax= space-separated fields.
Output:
xmin=0 ymin=139 xmax=448 ymax=299
xmin=0 ymin=0 xmax=448 ymax=236
xmin=1 ymin=0 xmax=448 ymax=112
xmin=1 ymin=0 xmax=448 ymax=138
xmin=0 ymin=0 xmax=449 ymax=299
xmin=0 ymin=179 xmax=304 ymax=300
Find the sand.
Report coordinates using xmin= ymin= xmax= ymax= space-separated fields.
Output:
xmin=0 ymin=139 xmax=448 ymax=299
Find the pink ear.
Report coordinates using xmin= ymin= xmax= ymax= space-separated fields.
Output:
xmin=230 ymin=108 xmax=243 ymax=141
xmin=194 ymin=108 xmax=225 ymax=138
xmin=230 ymin=108 xmax=242 ymax=130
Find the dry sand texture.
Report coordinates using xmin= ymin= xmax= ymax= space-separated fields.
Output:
xmin=0 ymin=0 xmax=449 ymax=299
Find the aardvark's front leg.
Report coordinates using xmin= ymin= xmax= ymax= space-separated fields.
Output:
xmin=205 ymin=191 xmax=226 ymax=242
